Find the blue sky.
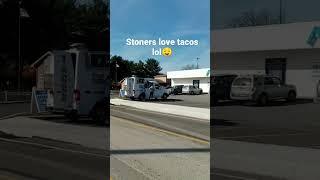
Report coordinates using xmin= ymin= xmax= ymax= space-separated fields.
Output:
xmin=111 ymin=0 xmax=210 ymax=73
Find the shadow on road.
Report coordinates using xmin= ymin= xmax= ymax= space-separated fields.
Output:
xmin=211 ymin=119 xmax=238 ymax=126
xmin=212 ymin=99 xmax=313 ymax=107
xmin=34 ymin=116 xmax=109 ymax=128
xmin=147 ymin=98 xmax=183 ymax=102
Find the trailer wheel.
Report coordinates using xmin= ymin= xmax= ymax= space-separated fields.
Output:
xmin=162 ymin=93 xmax=168 ymax=100
xmin=69 ymin=110 xmax=79 ymax=121
xmin=139 ymin=93 xmax=146 ymax=101
xmin=257 ymin=93 xmax=268 ymax=106
xmin=287 ymin=91 xmax=296 ymax=102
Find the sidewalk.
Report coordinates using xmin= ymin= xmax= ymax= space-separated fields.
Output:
xmin=110 ymin=98 xmax=210 ymax=121
xmin=213 ymin=139 xmax=320 ymax=180
xmin=0 ymin=116 xmax=108 ymax=150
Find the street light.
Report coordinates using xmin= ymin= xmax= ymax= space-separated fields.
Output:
xmin=196 ymin=57 xmax=200 ymax=69
xmin=115 ymin=60 xmax=119 ymax=83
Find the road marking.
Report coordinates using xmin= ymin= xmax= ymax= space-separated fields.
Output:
xmin=213 ymin=172 xmax=257 ymax=180
xmin=0 ymin=112 xmax=30 ymax=120
xmin=0 ymin=137 xmax=108 ymax=158
xmin=113 ymin=117 xmax=209 ymax=145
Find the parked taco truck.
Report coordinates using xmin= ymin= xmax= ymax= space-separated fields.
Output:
xmin=31 ymin=43 xmax=109 ymax=124
xmin=120 ymin=76 xmax=170 ymax=100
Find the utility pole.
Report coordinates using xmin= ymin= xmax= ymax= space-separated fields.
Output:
xmin=115 ymin=59 xmax=118 ymax=84
xmin=18 ymin=0 xmax=21 ymax=90
xmin=279 ymin=0 xmax=285 ymax=24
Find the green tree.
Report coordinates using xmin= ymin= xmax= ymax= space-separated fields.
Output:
xmin=144 ymin=58 xmax=162 ymax=77
xmin=134 ymin=60 xmax=147 ymax=77
xmin=110 ymin=56 xmax=162 ymax=82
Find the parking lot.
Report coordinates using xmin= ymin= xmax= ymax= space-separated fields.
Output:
xmin=111 ymin=89 xmax=210 ymax=108
xmin=158 ymin=93 xmax=210 ymax=108
xmin=213 ymin=99 xmax=320 ymax=148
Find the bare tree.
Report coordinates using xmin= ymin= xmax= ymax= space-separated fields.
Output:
xmin=228 ymin=9 xmax=279 ymax=28
xmin=181 ymin=64 xmax=199 ymax=70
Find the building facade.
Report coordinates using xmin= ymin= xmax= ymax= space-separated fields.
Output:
xmin=167 ymin=68 xmax=210 ymax=93
xmin=212 ymin=21 xmax=320 ymax=98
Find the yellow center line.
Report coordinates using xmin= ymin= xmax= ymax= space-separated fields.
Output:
xmin=113 ymin=117 xmax=210 ymax=145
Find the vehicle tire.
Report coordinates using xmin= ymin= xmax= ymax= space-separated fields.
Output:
xmin=199 ymin=90 xmax=203 ymax=95
xmin=92 ymin=105 xmax=107 ymax=125
xmin=139 ymin=93 xmax=146 ymax=101
xmin=69 ymin=110 xmax=79 ymax=121
xmin=162 ymin=93 xmax=168 ymax=100
xmin=257 ymin=94 xmax=268 ymax=106
xmin=287 ymin=91 xmax=296 ymax=102
xmin=190 ymin=91 xmax=194 ymax=95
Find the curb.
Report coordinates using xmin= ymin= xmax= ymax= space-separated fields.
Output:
xmin=0 ymin=101 xmax=29 ymax=104
xmin=0 ymin=112 xmax=31 ymax=120
xmin=110 ymin=98 xmax=210 ymax=121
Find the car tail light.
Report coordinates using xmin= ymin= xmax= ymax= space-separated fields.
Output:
xmin=74 ymin=89 xmax=80 ymax=101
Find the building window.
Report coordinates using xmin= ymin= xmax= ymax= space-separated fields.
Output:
xmin=265 ymin=58 xmax=286 ymax=83
xmin=193 ymin=80 xmax=200 ymax=88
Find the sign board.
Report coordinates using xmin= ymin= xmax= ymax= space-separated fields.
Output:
xmin=30 ymin=87 xmax=48 ymax=113
xmin=307 ymin=26 xmax=320 ymax=47
xmin=312 ymin=62 xmax=320 ymax=102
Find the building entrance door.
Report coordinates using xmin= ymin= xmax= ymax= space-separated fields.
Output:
xmin=265 ymin=58 xmax=287 ymax=83
xmin=193 ymin=80 xmax=200 ymax=88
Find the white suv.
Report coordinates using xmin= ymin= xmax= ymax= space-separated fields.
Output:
xmin=230 ymin=75 xmax=297 ymax=105
xmin=182 ymin=85 xmax=203 ymax=95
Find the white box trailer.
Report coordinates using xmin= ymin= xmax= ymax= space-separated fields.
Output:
xmin=32 ymin=45 xmax=108 ymax=123
xmin=120 ymin=76 xmax=170 ymax=100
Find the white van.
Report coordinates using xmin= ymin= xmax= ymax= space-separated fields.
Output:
xmin=121 ymin=76 xmax=169 ymax=100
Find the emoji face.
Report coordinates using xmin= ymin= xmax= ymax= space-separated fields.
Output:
xmin=162 ymin=47 xmax=172 ymax=56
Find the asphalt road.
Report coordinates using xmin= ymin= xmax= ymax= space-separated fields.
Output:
xmin=0 ymin=133 xmax=109 ymax=180
xmin=159 ymin=94 xmax=210 ymax=108
xmin=2 ymin=98 xmax=319 ymax=179
xmin=110 ymin=105 xmax=284 ymax=180
xmin=111 ymin=105 xmax=210 ymax=140
xmin=110 ymin=115 xmax=210 ymax=180
xmin=213 ymin=99 xmax=320 ymax=148
xmin=111 ymin=90 xmax=210 ymax=108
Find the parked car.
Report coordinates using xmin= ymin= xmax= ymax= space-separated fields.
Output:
xmin=172 ymin=85 xmax=184 ymax=95
xmin=211 ymin=74 xmax=238 ymax=105
xmin=230 ymin=74 xmax=297 ymax=105
xmin=182 ymin=85 xmax=203 ymax=95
